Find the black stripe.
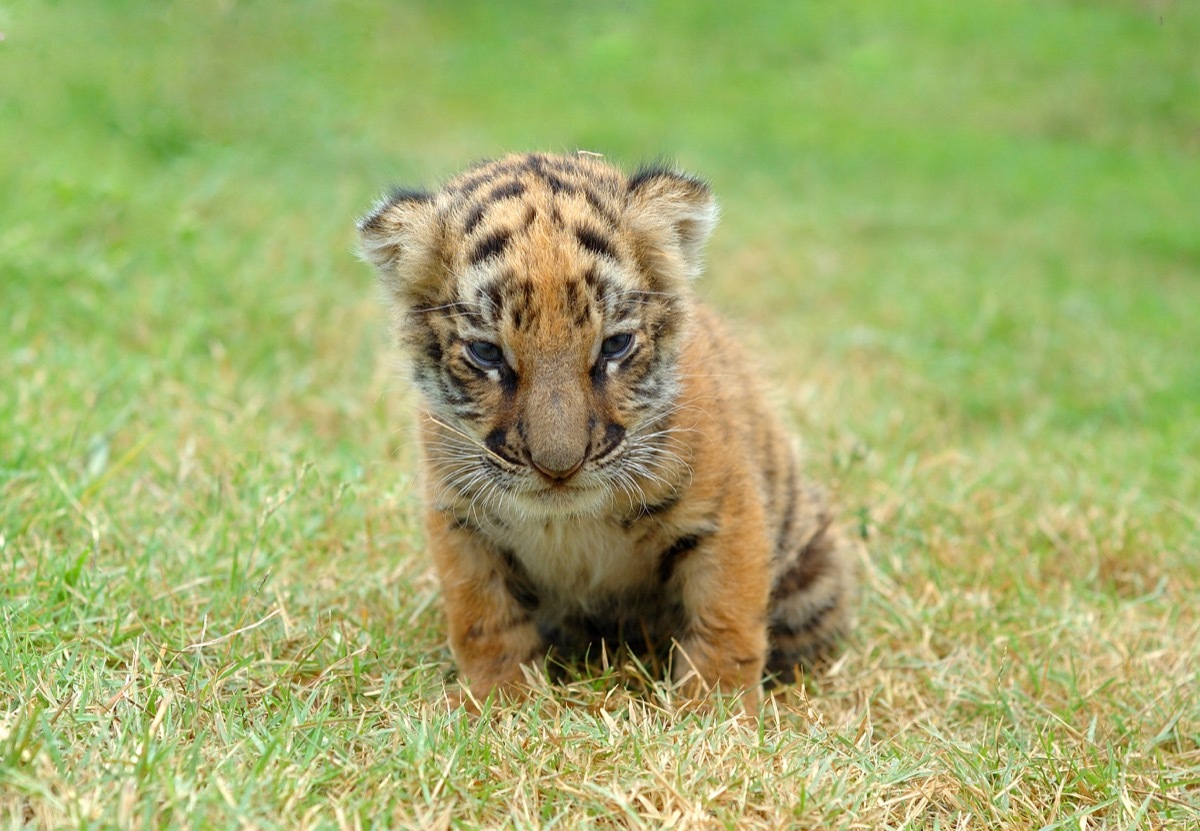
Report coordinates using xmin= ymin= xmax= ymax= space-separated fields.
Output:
xmin=384 ymin=186 xmax=433 ymax=204
xmin=770 ymin=597 xmax=839 ymax=637
xmin=506 ymin=578 xmax=540 ymax=612
xmin=620 ymin=489 xmax=683 ymax=529
xmin=499 ymin=549 xmax=540 ymax=612
xmin=771 ymin=519 xmax=832 ymax=601
xmin=463 ymin=309 xmax=486 ymax=328
xmin=453 ymin=171 xmax=498 ymax=197
xmin=582 ymin=267 xmax=609 ymax=301
xmin=518 ymin=279 xmax=540 ymax=328
xmin=467 ymin=229 xmax=511 ymax=265
xmin=359 ymin=186 xmax=434 ymax=233
xmin=462 ymin=203 xmax=487 ymax=235
xmin=485 ymin=428 xmax=522 ymax=466
xmin=411 ymin=364 xmax=437 ymax=390
xmin=628 ymin=163 xmax=706 ymax=195
xmin=451 ymin=159 xmax=514 ymax=195
xmin=630 ymin=372 xmax=663 ymax=399
xmin=644 ymin=490 xmax=682 ymax=517
xmin=545 ymin=172 xmax=575 ymax=195
xmin=484 ymin=180 xmax=525 ymax=203
xmin=582 ymin=186 xmax=619 ymax=227
xmin=440 ymin=383 xmax=472 ymax=408
xmin=590 ymin=365 xmax=606 ymax=388
xmin=625 ymin=399 xmax=658 ymax=417
xmin=498 ymin=364 xmax=518 ymax=397
xmin=443 ymin=362 xmax=475 ymax=390
xmin=447 ymin=514 xmax=483 ymax=534
xmin=562 ymin=279 xmax=582 ymax=309
xmin=627 ymin=163 xmax=676 ymax=191
xmin=575 ymin=226 xmax=619 ymax=261
xmin=481 ymin=280 xmax=505 ymax=317
xmin=612 ymin=295 xmax=644 ymax=318
xmin=658 ymin=533 xmax=706 ymax=584
xmin=463 ymin=349 xmax=518 ymax=397
xmin=440 ymin=377 xmax=481 ymax=419
xmin=544 ymin=156 xmax=580 ymax=175
xmin=774 ymin=459 xmax=799 ymax=557
xmin=589 ymin=423 xmax=626 ymax=463
xmin=421 ymin=334 xmax=443 ymax=363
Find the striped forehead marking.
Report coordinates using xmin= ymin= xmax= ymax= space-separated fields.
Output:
xmin=449 ymin=154 xmax=625 ymax=257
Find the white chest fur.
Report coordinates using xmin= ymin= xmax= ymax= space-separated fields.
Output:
xmin=490 ymin=515 xmax=650 ymax=613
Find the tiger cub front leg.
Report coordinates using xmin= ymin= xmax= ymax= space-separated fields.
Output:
xmin=426 ymin=509 xmax=544 ymax=706
xmin=670 ymin=526 xmax=772 ymax=711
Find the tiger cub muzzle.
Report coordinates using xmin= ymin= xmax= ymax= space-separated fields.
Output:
xmin=490 ymin=365 xmax=630 ymax=488
xmin=521 ymin=364 xmax=591 ymax=483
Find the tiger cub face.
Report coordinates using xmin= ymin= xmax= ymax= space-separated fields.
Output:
xmin=358 ymin=152 xmax=717 ymax=519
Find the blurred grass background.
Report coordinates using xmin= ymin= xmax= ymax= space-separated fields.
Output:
xmin=5 ymin=0 xmax=1197 ymax=479
xmin=2 ymin=0 xmax=1199 ymax=826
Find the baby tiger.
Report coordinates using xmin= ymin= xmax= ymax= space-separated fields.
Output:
xmin=357 ymin=151 xmax=856 ymax=708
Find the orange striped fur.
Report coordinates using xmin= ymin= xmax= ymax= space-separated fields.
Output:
xmin=358 ymin=152 xmax=857 ymax=707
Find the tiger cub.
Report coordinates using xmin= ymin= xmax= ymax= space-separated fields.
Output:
xmin=358 ymin=151 xmax=856 ymax=707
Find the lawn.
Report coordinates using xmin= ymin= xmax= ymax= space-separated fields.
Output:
xmin=2 ymin=0 xmax=1198 ymax=827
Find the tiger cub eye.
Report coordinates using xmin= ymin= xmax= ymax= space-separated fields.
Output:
xmin=600 ymin=332 xmax=633 ymax=359
xmin=467 ymin=341 xmax=503 ymax=366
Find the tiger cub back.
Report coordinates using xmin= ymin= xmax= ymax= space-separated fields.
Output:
xmin=358 ymin=151 xmax=856 ymax=707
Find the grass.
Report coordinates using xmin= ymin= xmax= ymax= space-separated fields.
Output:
xmin=2 ymin=0 xmax=1199 ymax=827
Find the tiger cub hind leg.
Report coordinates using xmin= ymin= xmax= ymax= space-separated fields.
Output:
xmin=765 ymin=491 xmax=858 ymax=683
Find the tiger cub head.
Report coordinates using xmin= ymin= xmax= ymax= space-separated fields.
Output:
xmin=358 ymin=152 xmax=717 ymax=517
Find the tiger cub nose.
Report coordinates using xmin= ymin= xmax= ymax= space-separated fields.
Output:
xmin=530 ymin=454 xmax=585 ymax=483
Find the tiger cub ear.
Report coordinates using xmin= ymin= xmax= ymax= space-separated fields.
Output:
xmin=624 ymin=165 xmax=719 ymax=283
xmin=357 ymin=187 xmax=445 ymax=304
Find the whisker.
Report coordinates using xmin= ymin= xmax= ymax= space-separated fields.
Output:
xmin=412 ymin=299 xmax=486 ymax=314
xmin=423 ymin=414 xmax=509 ymax=464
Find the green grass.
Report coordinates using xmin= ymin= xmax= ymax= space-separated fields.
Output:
xmin=3 ymin=0 xmax=1199 ymax=827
